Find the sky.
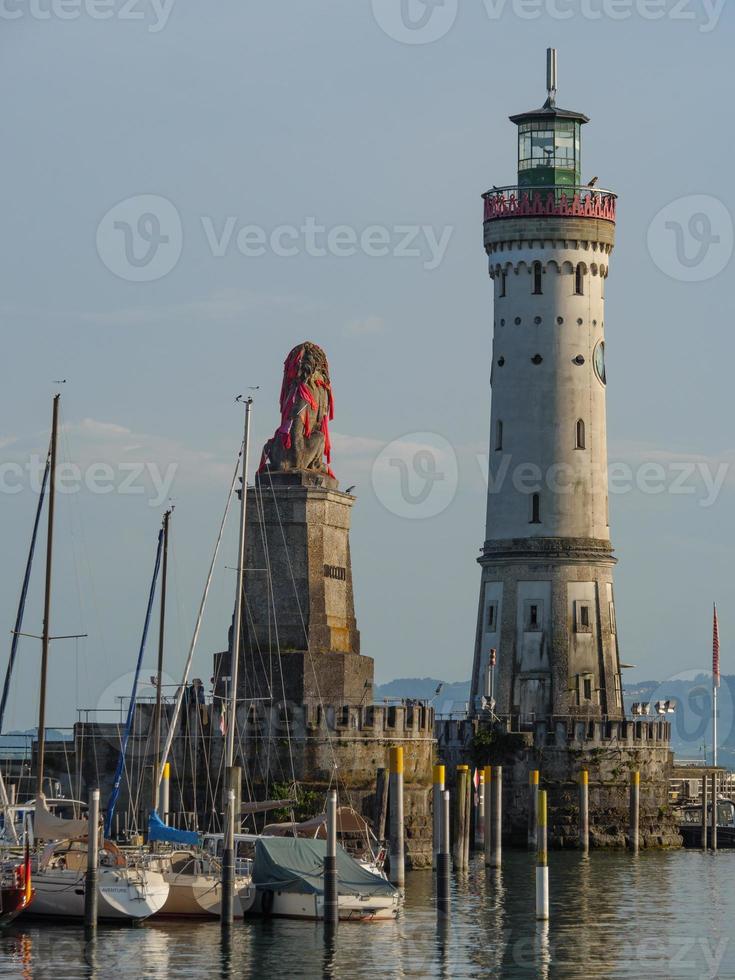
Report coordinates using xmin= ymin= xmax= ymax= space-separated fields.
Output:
xmin=0 ymin=0 xmax=734 ymax=732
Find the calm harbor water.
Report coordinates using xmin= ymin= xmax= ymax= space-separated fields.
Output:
xmin=0 ymin=850 xmax=732 ymax=979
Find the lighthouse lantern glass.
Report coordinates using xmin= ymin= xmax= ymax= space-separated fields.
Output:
xmin=517 ymin=119 xmax=581 ymax=189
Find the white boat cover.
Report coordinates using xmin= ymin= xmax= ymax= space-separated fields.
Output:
xmin=34 ymin=795 xmax=89 ymax=840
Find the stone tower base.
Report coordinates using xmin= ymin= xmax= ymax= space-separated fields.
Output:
xmin=437 ymin=716 xmax=681 ymax=848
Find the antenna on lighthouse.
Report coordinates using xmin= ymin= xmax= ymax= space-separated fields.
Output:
xmin=546 ymin=47 xmax=558 ymax=106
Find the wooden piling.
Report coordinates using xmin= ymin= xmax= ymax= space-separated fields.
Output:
xmin=490 ymin=765 xmax=502 ymax=868
xmin=432 ymin=764 xmax=445 ymax=870
xmin=579 ymin=770 xmax=589 ymax=853
xmin=84 ymin=788 xmax=100 ymax=932
xmin=454 ymin=766 xmax=469 ymax=871
xmin=528 ymin=770 xmax=539 ymax=850
xmin=389 ymin=747 xmax=405 ymax=888
xmin=629 ymin=771 xmax=640 ymax=853
xmin=374 ymin=767 xmax=389 ymax=843
xmin=463 ymin=768 xmax=472 ymax=868
xmin=483 ymin=765 xmax=492 ymax=864
xmin=535 ymin=789 xmax=549 ymax=921
xmin=324 ymin=789 xmax=339 ymax=925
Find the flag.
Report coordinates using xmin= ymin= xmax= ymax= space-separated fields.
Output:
xmin=713 ymin=604 xmax=720 ymax=688
xmin=219 ymin=703 xmax=227 ymax=736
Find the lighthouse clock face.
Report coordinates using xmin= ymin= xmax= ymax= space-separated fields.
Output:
xmin=593 ymin=341 xmax=607 ymax=385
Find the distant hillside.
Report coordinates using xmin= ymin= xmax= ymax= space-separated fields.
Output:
xmin=376 ymin=674 xmax=735 ymax=767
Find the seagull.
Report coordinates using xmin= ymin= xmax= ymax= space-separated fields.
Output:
xmin=52 ymin=379 xmax=67 ymax=384
xmin=345 ymin=485 xmax=356 ymax=494
xmin=434 ymin=682 xmax=443 ymax=696
xmin=587 ymin=176 xmax=599 ymax=187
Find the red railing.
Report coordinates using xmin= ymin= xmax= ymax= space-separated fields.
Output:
xmin=483 ymin=185 xmax=617 ymax=223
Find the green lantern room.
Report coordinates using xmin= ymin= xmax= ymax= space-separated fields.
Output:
xmin=509 ymin=49 xmax=588 ymax=189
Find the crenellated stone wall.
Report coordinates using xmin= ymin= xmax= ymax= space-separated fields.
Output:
xmin=437 ymin=716 xmax=681 ymax=849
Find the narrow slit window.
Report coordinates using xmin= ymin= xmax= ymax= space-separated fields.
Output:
xmin=580 ymin=605 xmax=590 ymax=628
xmin=530 ymin=604 xmax=538 ymax=628
xmin=583 ymin=677 xmax=593 ymax=700
xmin=575 ymin=419 xmax=586 ymax=449
xmin=575 ymin=264 xmax=584 ymax=295
xmin=530 ymin=493 xmax=541 ymax=524
xmin=500 ymin=271 xmax=507 ymax=297
xmin=487 ymin=603 xmax=497 ymax=630
xmin=495 ymin=420 xmax=503 ymax=451
xmin=533 ymin=261 xmax=543 ymax=295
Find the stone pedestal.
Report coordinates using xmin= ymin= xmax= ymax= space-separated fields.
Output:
xmin=231 ymin=470 xmax=370 ymax=706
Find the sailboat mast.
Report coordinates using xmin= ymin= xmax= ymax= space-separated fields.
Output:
xmin=225 ymin=398 xmax=253 ymax=772
xmin=152 ymin=508 xmax=171 ymax=812
xmin=37 ymin=394 xmax=60 ymax=798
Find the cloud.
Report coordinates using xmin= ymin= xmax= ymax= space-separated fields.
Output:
xmin=344 ymin=315 xmax=385 ymax=336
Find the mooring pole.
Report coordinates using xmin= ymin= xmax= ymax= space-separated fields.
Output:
xmin=483 ymin=765 xmax=492 ymax=863
xmin=437 ymin=789 xmax=451 ymax=915
xmin=701 ymin=774 xmax=709 ymax=850
xmin=84 ymin=788 xmax=100 ymax=933
xmin=324 ymin=788 xmax=339 ymax=925
xmin=432 ymin=764 xmax=445 ymax=870
xmin=161 ymin=761 xmax=170 ymax=824
xmin=528 ymin=769 xmax=539 ymax=850
xmin=375 ymin=767 xmax=389 ymax=843
xmin=579 ymin=770 xmax=589 ymax=854
xmin=221 ymin=788 xmax=235 ymax=925
xmin=476 ymin=769 xmax=485 ymax=851
xmin=490 ymin=765 xmax=502 ymax=868
xmin=389 ymin=746 xmax=405 ymax=888
xmin=454 ymin=766 xmax=468 ymax=871
xmin=536 ymin=789 xmax=549 ymax=921
xmin=463 ymin=769 xmax=472 ymax=867
xmin=629 ymin=771 xmax=640 ymax=853
xmin=711 ymin=771 xmax=718 ymax=853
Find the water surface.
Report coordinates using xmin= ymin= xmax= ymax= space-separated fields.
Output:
xmin=0 ymin=850 xmax=731 ymax=979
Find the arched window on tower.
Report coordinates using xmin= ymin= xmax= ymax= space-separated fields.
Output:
xmin=533 ymin=261 xmax=543 ymax=295
xmin=575 ymin=263 xmax=585 ymax=296
xmin=575 ymin=419 xmax=586 ymax=450
xmin=495 ymin=420 xmax=503 ymax=451
xmin=601 ymin=271 xmax=606 ymax=299
xmin=530 ymin=493 xmax=541 ymax=524
xmin=500 ymin=271 xmax=507 ymax=297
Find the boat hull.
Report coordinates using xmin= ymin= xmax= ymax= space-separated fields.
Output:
xmin=253 ymin=889 xmax=399 ymax=921
xmin=0 ymin=886 xmax=33 ymax=927
xmin=26 ymin=868 xmax=169 ymax=921
xmin=158 ymin=874 xmax=256 ymax=918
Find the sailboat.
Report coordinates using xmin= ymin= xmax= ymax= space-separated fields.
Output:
xmin=134 ymin=508 xmax=254 ymax=918
xmin=18 ymin=395 xmax=168 ymax=920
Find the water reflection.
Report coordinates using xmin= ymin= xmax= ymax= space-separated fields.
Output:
xmin=1 ymin=852 xmax=734 ymax=979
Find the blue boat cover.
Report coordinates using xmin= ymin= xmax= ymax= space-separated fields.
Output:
xmin=252 ymin=837 xmax=396 ymax=897
xmin=148 ymin=810 xmax=200 ymax=846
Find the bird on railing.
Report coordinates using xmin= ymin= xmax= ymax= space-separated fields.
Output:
xmin=587 ymin=176 xmax=599 ymax=187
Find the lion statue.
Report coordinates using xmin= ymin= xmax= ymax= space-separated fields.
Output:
xmin=258 ymin=342 xmax=335 ymax=478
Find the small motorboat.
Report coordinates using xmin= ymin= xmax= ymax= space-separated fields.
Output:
xmin=251 ymin=837 xmax=400 ymax=921
xmin=678 ymin=796 xmax=735 ymax=847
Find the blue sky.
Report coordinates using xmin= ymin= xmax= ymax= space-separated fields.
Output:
xmin=1 ymin=1 xmax=734 ymax=731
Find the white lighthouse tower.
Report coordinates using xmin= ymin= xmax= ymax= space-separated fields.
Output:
xmin=469 ymin=50 xmax=624 ymax=723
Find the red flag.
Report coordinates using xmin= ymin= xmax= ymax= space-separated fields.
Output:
xmin=713 ymin=604 xmax=720 ymax=688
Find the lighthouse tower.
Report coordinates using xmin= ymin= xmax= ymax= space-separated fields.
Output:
xmin=469 ymin=51 xmax=624 ymax=723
